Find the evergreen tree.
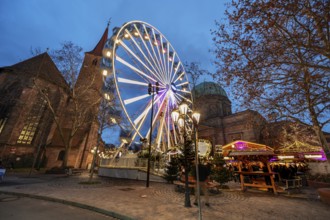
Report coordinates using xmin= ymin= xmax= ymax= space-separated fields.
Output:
xmin=210 ymin=154 xmax=231 ymax=186
xmin=178 ymin=139 xmax=195 ymax=176
xmin=164 ymin=157 xmax=180 ymax=183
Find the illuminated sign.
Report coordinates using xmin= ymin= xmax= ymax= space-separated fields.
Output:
xmin=304 ymin=154 xmax=322 ymax=159
xmin=278 ymin=155 xmax=294 ymax=160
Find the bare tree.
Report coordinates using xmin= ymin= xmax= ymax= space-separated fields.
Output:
xmin=89 ymin=78 xmax=120 ymax=181
xmin=184 ymin=61 xmax=207 ymax=89
xmin=51 ymin=41 xmax=83 ymax=88
xmin=30 ymin=46 xmax=43 ymax=56
xmin=278 ymin=122 xmax=320 ymax=150
xmin=211 ymin=0 xmax=330 ymax=159
xmin=32 ymin=42 xmax=101 ymax=168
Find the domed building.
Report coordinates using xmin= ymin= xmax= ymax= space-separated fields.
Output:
xmin=193 ymin=82 xmax=267 ymax=149
xmin=193 ymin=81 xmax=232 ymax=120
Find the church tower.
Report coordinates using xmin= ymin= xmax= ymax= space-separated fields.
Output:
xmin=73 ymin=25 xmax=109 ymax=168
xmin=75 ymin=25 xmax=109 ymax=95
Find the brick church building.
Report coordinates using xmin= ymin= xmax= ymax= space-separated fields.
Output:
xmin=195 ymin=82 xmax=267 ymax=147
xmin=194 ymin=81 xmax=330 ymax=155
xmin=0 ymin=27 xmax=109 ymax=169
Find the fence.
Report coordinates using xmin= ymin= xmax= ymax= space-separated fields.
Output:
xmin=99 ymin=157 xmax=166 ymax=175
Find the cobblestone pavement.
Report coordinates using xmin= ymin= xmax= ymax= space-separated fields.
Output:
xmin=0 ymin=172 xmax=329 ymax=220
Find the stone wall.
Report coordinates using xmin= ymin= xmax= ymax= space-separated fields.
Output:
xmin=307 ymin=162 xmax=330 ymax=174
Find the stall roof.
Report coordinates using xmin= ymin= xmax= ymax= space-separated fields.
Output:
xmin=222 ymin=140 xmax=274 ymax=156
xmin=278 ymin=140 xmax=323 ymax=153
xmin=229 ymin=150 xmax=274 ymax=156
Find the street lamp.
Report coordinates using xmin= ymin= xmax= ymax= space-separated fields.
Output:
xmin=146 ymin=82 xmax=159 ymax=188
xmin=192 ymin=111 xmax=202 ymax=219
xmin=171 ymin=101 xmax=196 ymax=208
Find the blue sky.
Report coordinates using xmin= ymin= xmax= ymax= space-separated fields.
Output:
xmin=2 ymin=0 xmax=328 ymax=142
xmin=0 ymin=0 xmax=227 ymax=73
xmin=0 ymin=0 xmax=229 ymax=144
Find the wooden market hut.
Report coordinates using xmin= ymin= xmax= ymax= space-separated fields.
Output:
xmin=222 ymin=140 xmax=277 ymax=194
xmin=276 ymin=141 xmax=327 ymax=162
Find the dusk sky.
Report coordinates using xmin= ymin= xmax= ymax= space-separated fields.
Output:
xmin=2 ymin=1 xmax=328 ymax=140
xmin=0 ymin=0 xmax=230 ymax=143
xmin=0 ymin=0 xmax=227 ymax=75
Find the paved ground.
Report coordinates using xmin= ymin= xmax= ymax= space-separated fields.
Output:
xmin=0 ymin=194 xmax=114 ymax=220
xmin=0 ymin=171 xmax=329 ymax=220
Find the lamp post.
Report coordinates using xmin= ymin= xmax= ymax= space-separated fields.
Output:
xmin=192 ymin=112 xmax=202 ymax=219
xmin=171 ymin=101 xmax=194 ymax=208
xmin=89 ymin=146 xmax=100 ymax=181
xmin=146 ymin=82 xmax=159 ymax=188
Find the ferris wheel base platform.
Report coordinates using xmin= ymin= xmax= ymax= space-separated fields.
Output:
xmin=98 ymin=167 xmax=166 ymax=183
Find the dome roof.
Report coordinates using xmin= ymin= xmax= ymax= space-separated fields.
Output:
xmin=193 ymin=81 xmax=228 ymax=98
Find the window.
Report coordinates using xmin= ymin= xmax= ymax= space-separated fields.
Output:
xmin=229 ymin=133 xmax=242 ymax=141
xmin=17 ymin=95 xmax=47 ymax=144
xmin=92 ymin=58 xmax=98 ymax=66
xmin=0 ymin=82 xmax=20 ymax=135
xmin=58 ymin=150 xmax=65 ymax=161
xmin=0 ymin=105 xmax=9 ymax=134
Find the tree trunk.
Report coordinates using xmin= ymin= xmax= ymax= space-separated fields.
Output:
xmin=62 ymin=137 xmax=73 ymax=168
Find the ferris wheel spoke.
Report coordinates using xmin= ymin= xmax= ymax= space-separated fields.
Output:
xmin=133 ymin=92 xmax=164 ymax=128
xmin=132 ymin=109 xmax=149 ymax=138
xmin=173 ymin=71 xmax=186 ymax=84
xmin=123 ymin=94 xmax=150 ymax=105
xmin=133 ymin=25 xmax=167 ymax=82
xmin=119 ymin=40 xmax=164 ymax=83
xmin=116 ymin=55 xmax=156 ymax=82
xmin=177 ymin=89 xmax=191 ymax=94
xmin=151 ymin=29 xmax=167 ymax=79
xmin=168 ymin=52 xmax=177 ymax=83
xmin=174 ymin=92 xmax=193 ymax=104
xmin=145 ymin=92 xmax=167 ymax=138
xmin=166 ymin=103 xmax=170 ymax=150
xmin=138 ymin=24 xmax=166 ymax=80
xmin=155 ymin=115 xmax=166 ymax=150
xmin=166 ymin=44 xmax=172 ymax=84
xmin=130 ymin=129 xmax=143 ymax=142
xmin=176 ymin=81 xmax=189 ymax=87
xmin=146 ymin=32 xmax=167 ymax=79
xmin=126 ymin=102 xmax=150 ymax=139
xmin=123 ymin=29 xmax=166 ymax=83
xmin=118 ymin=77 xmax=149 ymax=86
xmin=161 ymin=114 xmax=171 ymax=152
xmin=133 ymin=103 xmax=150 ymax=125
xmin=171 ymin=61 xmax=181 ymax=82
xmin=159 ymin=37 xmax=169 ymax=83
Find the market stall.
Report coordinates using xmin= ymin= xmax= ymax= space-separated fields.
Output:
xmin=222 ymin=140 xmax=277 ymax=194
xmin=276 ymin=141 xmax=327 ymax=162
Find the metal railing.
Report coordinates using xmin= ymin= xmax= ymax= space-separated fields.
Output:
xmin=99 ymin=158 xmax=166 ymax=175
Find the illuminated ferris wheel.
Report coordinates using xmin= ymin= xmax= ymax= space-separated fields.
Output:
xmin=101 ymin=21 xmax=193 ymax=152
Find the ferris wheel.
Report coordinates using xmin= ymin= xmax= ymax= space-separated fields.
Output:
xmin=101 ymin=21 xmax=193 ymax=153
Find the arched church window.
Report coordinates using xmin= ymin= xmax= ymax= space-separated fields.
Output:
xmin=0 ymin=82 xmax=21 ymax=134
xmin=57 ymin=150 xmax=65 ymax=161
xmin=0 ymin=104 xmax=10 ymax=134
xmin=16 ymin=93 xmax=47 ymax=145
xmin=92 ymin=58 xmax=98 ymax=66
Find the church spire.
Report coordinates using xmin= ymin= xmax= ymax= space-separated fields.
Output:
xmin=86 ymin=21 xmax=110 ymax=57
